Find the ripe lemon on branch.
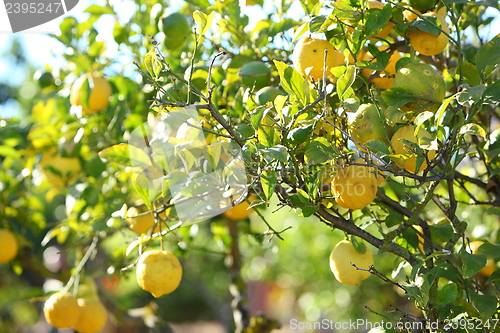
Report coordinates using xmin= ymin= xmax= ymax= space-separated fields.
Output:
xmin=393 ymin=62 xmax=446 ymax=112
xmin=410 ymin=12 xmax=449 ymax=56
xmin=72 ymin=297 xmax=108 ymax=333
xmin=70 ymin=73 xmax=112 ymax=115
xmin=329 ymin=239 xmax=374 ymax=286
xmin=390 ymin=125 xmax=437 ymax=174
xmin=293 ymin=36 xmax=344 ymax=82
xmin=43 ymin=292 xmax=81 ymax=329
xmin=0 ymin=229 xmax=18 ymax=264
xmin=136 ymin=250 xmax=183 ymax=298
xmin=39 ymin=152 xmax=81 ymax=187
xmin=330 ymin=164 xmax=378 ymax=210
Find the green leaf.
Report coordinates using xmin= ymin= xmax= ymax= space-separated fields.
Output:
xmin=143 ymin=49 xmax=163 ymax=78
xmin=475 ymin=34 xmax=500 ymax=77
xmin=458 ymin=123 xmax=486 ymax=139
xmin=456 ymin=62 xmax=481 ymax=87
xmin=482 ymin=80 xmax=500 ymax=104
xmin=304 ymin=137 xmax=338 ymax=165
xmin=259 ymin=146 xmax=288 ymax=163
xmin=287 ymin=124 xmax=314 ymax=145
xmin=411 ymin=16 xmax=441 ymax=36
xmin=476 ymin=242 xmax=500 ymax=259
xmin=365 ymin=3 xmax=392 ymax=39
xmin=461 ymin=247 xmax=487 ymax=278
xmin=364 ymin=140 xmax=390 ymax=155
xmin=471 ymin=292 xmax=497 ymax=321
xmin=435 ymin=283 xmax=458 ymax=308
xmin=381 ymin=87 xmax=416 ymax=108
xmin=385 ymin=210 xmax=403 ymax=227
xmin=434 ymin=95 xmax=455 ymax=126
xmin=273 ymin=60 xmax=311 ymax=106
xmin=98 ymin=143 xmax=152 ymax=169
xmin=193 ymin=10 xmax=214 ymax=37
xmin=457 ymin=84 xmax=486 ymax=107
xmin=260 ymin=169 xmax=277 ymax=201
xmin=257 ymin=114 xmax=278 ymax=147
xmin=84 ymin=4 xmax=115 ymax=15
xmin=309 ymin=15 xmax=327 ymax=33
xmin=336 ymin=65 xmax=356 ymax=101
xmin=270 ymin=18 xmax=298 ymax=35
xmin=486 ymin=270 xmax=500 ymax=284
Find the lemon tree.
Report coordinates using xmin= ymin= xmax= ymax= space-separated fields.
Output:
xmin=72 ymin=298 xmax=108 ymax=333
xmin=391 ymin=125 xmax=436 ymax=174
xmin=0 ymin=229 xmax=18 ymax=264
xmin=292 ymin=36 xmax=344 ymax=82
xmin=136 ymin=250 xmax=183 ymax=298
xmin=43 ymin=292 xmax=81 ymax=329
xmin=1 ymin=0 xmax=500 ymax=331
xmin=69 ymin=73 xmax=112 ymax=115
xmin=329 ymin=239 xmax=374 ymax=286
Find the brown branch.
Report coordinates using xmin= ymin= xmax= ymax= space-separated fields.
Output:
xmin=316 ymin=206 xmax=419 ymax=266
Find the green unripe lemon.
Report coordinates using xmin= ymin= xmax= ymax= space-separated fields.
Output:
xmin=407 ymin=0 xmax=437 ymax=12
xmin=349 ymin=103 xmax=388 ymax=145
xmin=159 ymin=12 xmax=190 ymax=40
xmin=239 ymin=61 xmax=271 ymax=90
xmin=393 ymin=62 xmax=446 ymax=112
xmin=255 ymin=86 xmax=285 ymax=105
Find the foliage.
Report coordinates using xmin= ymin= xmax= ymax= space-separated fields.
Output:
xmin=0 ymin=0 xmax=500 ymax=332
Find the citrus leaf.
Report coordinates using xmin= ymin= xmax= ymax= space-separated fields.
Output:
xmin=337 ymin=65 xmax=356 ymax=101
xmin=475 ymin=34 xmax=500 ymax=77
xmin=365 ymin=3 xmax=392 ymax=39
xmin=99 ymin=143 xmax=152 ymax=169
xmin=84 ymin=4 xmax=115 ymax=15
xmin=434 ymin=94 xmax=455 ymax=126
xmin=476 ymin=242 xmax=500 ymax=259
xmin=304 ymin=137 xmax=338 ymax=165
xmin=411 ymin=16 xmax=440 ymax=36
xmin=482 ymin=80 xmax=500 ymax=104
xmin=461 ymin=247 xmax=487 ymax=278
xmin=471 ymin=292 xmax=497 ymax=321
xmin=260 ymin=169 xmax=277 ymax=201
xmin=257 ymin=113 xmax=278 ymax=147
xmin=435 ymin=283 xmax=458 ymax=308
xmin=273 ymin=60 xmax=311 ymax=106
xmin=193 ymin=10 xmax=214 ymax=37
xmin=458 ymin=123 xmax=486 ymax=139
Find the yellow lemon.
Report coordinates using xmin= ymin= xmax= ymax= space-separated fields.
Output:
xmin=468 ymin=241 xmax=497 ymax=278
xmin=126 ymin=206 xmax=168 ymax=234
xmin=70 ymin=73 xmax=112 ymax=115
xmin=329 ymin=240 xmax=374 ymax=286
xmin=72 ymin=298 xmax=108 ymax=333
xmin=367 ymin=1 xmax=395 ymax=39
xmin=43 ymin=292 xmax=81 ymax=329
xmin=410 ymin=12 xmax=449 ymax=56
xmin=0 ymin=229 xmax=18 ymax=264
xmin=293 ymin=36 xmax=344 ymax=82
xmin=361 ymin=46 xmax=403 ymax=89
xmin=403 ymin=6 xmax=422 ymax=21
xmin=39 ymin=153 xmax=81 ymax=187
xmin=390 ymin=125 xmax=436 ymax=174
xmin=222 ymin=196 xmax=256 ymax=221
xmin=136 ymin=250 xmax=183 ymax=298
xmin=330 ymin=164 xmax=378 ymax=210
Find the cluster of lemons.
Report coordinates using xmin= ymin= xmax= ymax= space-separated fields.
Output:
xmin=291 ymin=1 xmax=449 ymax=212
xmin=38 ymin=72 xmax=112 ymax=188
xmin=43 ymin=290 xmax=107 ymax=333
